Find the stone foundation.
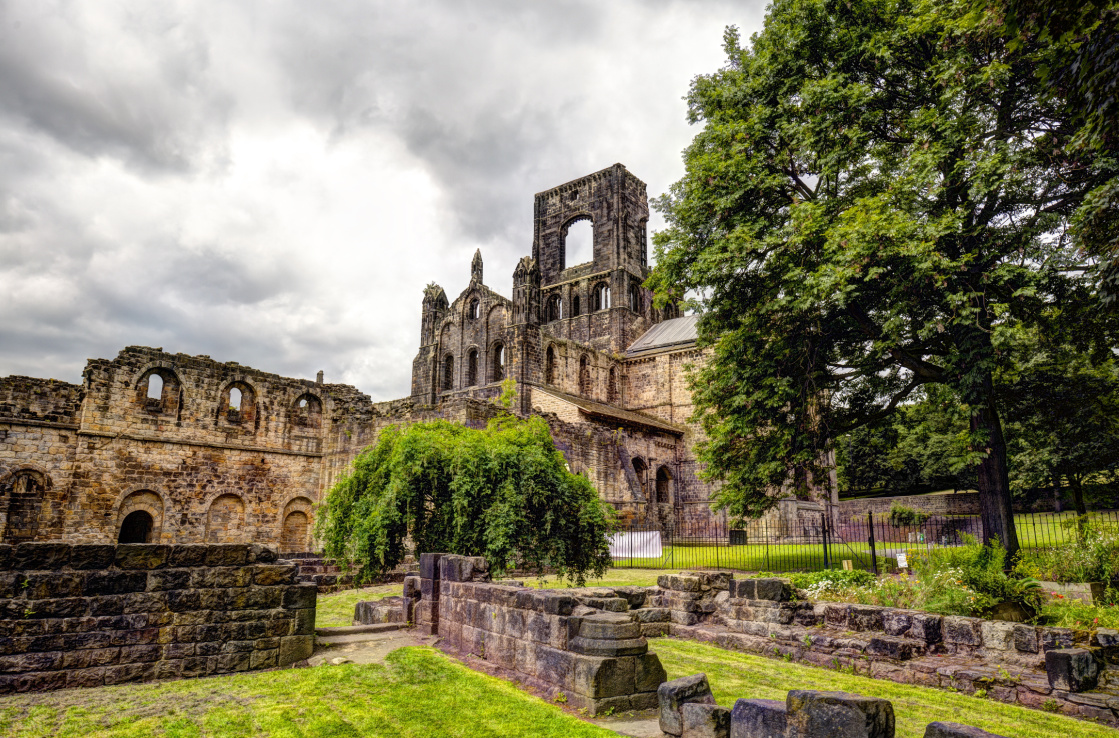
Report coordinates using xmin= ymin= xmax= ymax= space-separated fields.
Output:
xmin=0 ymin=542 xmax=315 ymax=692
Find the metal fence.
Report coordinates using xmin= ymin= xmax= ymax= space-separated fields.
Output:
xmin=609 ymin=507 xmax=1119 ymax=574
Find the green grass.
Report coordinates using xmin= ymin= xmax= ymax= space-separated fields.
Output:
xmin=0 ymin=648 xmax=614 ymax=738
xmin=524 ymin=568 xmax=664 ymax=589
xmin=652 ymin=637 xmax=1113 ymax=738
xmin=316 ymin=585 xmax=403 ymax=628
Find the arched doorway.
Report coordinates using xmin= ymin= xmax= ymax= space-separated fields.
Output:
xmin=118 ymin=510 xmax=154 ymax=543
xmin=281 ymin=511 xmax=309 ymax=552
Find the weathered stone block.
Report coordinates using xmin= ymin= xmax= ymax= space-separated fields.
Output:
xmin=785 ymin=690 xmax=895 ymax=738
xmin=115 ymin=545 xmax=170 ymax=570
xmin=980 ymin=621 xmax=1015 ymax=652
xmin=24 ymin=572 xmax=83 ymax=599
xmin=658 ymin=673 xmax=716 ymax=736
xmin=535 ymin=592 xmax=575 ymax=616
xmin=278 ymin=635 xmax=313 ymax=664
xmin=635 ymin=607 xmax=670 ymax=623
xmin=573 ymin=654 xmax=635 ymax=698
xmin=536 ymin=646 xmax=575 ymax=690
xmin=1045 ymin=648 xmax=1099 ymax=692
xmin=246 ymin=544 xmax=277 ymax=564
xmin=635 ymin=651 xmax=667 ymax=692
xmin=1012 ymin=624 xmax=1038 ymax=653
xmin=68 ymin=545 xmax=117 ymax=570
xmin=168 ymin=545 xmax=209 ymax=568
xmin=924 ymin=722 xmax=1009 ymax=738
xmin=848 ymin=605 xmax=885 ymax=632
xmin=943 ymin=617 xmax=983 ymax=646
xmin=882 ymin=610 xmax=911 ymax=637
xmin=12 ymin=543 xmax=70 ymax=570
xmin=671 ymin=610 xmax=699 ymax=626
xmin=83 ymin=571 xmax=148 ymax=596
xmin=824 ymin=604 xmax=849 ymax=629
xmin=419 ymin=553 xmax=444 ymax=580
xmin=251 ymin=564 xmax=297 ymax=586
xmin=909 ymin=613 xmax=942 ymax=645
xmin=613 ymin=586 xmax=648 ymax=609
xmin=281 ymin=584 xmax=317 ymax=610
xmin=204 ymin=545 xmax=250 ymax=567
xmin=730 ymin=698 xmax=787 ymax=738
xmin=682 ymin=702 xmax=730 ymax=738
xmin=146 ymin=569 xmax=191 ymax=592
xmin=1040 ymin=627 xmax=1073 ymax=652
xmin=866 ymin=636 xmax=913 ymax=661
xmin=578 ymin=613 xmax=640 ymax=640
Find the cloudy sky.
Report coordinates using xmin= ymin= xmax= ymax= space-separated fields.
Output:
xmin=0 ymin=0 xmax=764 ymax=401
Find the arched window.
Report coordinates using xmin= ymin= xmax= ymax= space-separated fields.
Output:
xmin=206 ymin=494 xmax=246 ymax=543
xmin=223 ymin=381 xmax=256 ymax=425
xmin=293 ymin=394 xmax=322 ymax=428
xmin=2 ymin=470 xmax=47 ymax=543
xmin=118 ymin=510 xmax=153 ymax=544
xmin=492 ymin=343 xmax=505 ymax=382
xmin=281 ymin=511 xmax=309 ymax=552
xmin=469 ymin=298 xmax=480 ymax=320
xmin=608 ymin=366 xmax=618 ymax=404
xmin=467 ymin=349 xmax=478 ymax=386
xmin=546 ymin=294 xmax=563 ymax=322
xmin=137 ymin=369 xmax=180 ymax=415
xmin=656 ymin=466 xmax=673 ymax=504
xmin=593 ymin=283 xmax=611 ymax=311
xmin=545 ymin=346 xmax=556 ymax=385
xmin=442 ymin=354 xmax=455 ymax=392
xmin=564 ymin=218 xmax=593 ymax=268
xmin=579 ymin=355 xmax=591 ymax=395
xmin=572 ymin=294 xmax=581 ymax=317
xmin=632 ymin=457 xmax=648 ymax=499
xmin=629 ymin=284 xmax=642 ymax=314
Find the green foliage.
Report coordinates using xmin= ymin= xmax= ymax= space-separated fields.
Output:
xmin=1038 ymin=586 xmax=1119 ymax=630
xmin=888 ymin=504 xmax=930 ymax=528
xmin=787 ymin=568 xmax=876 ymax=591
xmin=1014 ymin=516 xmax=1119 ymax=583
xmin=497 ymin=377 xmax=518 ymax=410
xmin=912 ymin=540 xmax=1043 ymax=616
xmin=649 ymin=0 xmax=1119 ymax=552
xmin=314 ymin=416 xmax=615 ymax=584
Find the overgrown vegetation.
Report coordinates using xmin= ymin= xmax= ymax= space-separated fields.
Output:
xmin=887 ymin=504 xmax=930 ymax=528
xmin=314 ymin=415 xmax=615 ymax=584
xmin=1013 ymin=516 xmax=1119 ymax=584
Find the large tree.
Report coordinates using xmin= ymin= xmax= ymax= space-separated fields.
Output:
xmin=649 ymin=0 xmax=1118 ymax=556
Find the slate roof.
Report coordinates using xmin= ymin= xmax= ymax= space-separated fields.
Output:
xmin=533 ymin=386 xmax=685 ymax=436
xmin=624 ymin=315 xmax=700 ymax=358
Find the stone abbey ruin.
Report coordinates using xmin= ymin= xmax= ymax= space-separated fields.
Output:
xmin=2 ymin=164 xmax=829 ymax=549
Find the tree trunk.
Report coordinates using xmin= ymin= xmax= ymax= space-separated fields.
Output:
xmin=1068 ymin=473 xmax=1087 ymax=516
xmin=1052 ymin=473 xmax=1062 ymax=513
xmin=971 ymin=395 xmax=1020 ymax=558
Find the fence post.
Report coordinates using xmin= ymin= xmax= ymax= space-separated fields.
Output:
xmin=822 ymin=511 xmax=831 ymax=571
xmin=868 ymin=511 xmax=879 ymax=576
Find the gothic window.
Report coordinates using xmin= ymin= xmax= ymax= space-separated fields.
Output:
xmin=579 ymin=355 xmax=591 ymax=395
xmin=545 ymin=346 xmax=556 ymax=385
xmin=593 ymin=283 xmax=611 ymax=311
xmin=467 ymin=349 xmax=478 ymax=386
xmin=546 ymin=294 xmax=563 ymax=322
xmin=443 ymin=354 xmax=455 ymax=392
xmin=608 ymin=366 xmax=618 ymax=404
xmin=629 ymin=284 xmax=642 ymax=314
xmin=293 ymin=394 xmax=322 ymax=428
xmin=572 ymin=294 xmax=581 ymax=317
xmin=656 ymin=466 xmax=673 ymax=504
xmin=147 ymin=374 xmax=163 ymax=401
xmin=469 ymin=298 xmax=480 ymax=320
xmin=492 ymin=343 xmax=505 ymax=382
xmin=564 ymin=218 xmax=593 ymax=268
xmin=632 ymin=457 xmax=648 ymax=499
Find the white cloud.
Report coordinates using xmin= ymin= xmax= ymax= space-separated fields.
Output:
xmin=0 ymin=0 xmax=765 ymax=398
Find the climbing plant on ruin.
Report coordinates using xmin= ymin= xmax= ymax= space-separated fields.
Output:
xmin=648 ymin=0 xmax=1119 ymax=555
xmin=315 ymin=415 xmax=615 ymax=583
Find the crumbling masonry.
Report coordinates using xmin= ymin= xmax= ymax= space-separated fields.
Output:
xmin=0 ymin=164 xmax=833 ymax=549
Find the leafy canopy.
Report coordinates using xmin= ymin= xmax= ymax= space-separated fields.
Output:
xmin=649 ymin=0 xmax=1118 ymax=552
xmin=314 ymin=415 xmax=615 ymax=584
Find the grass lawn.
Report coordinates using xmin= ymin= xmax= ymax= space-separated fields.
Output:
xmin=652 ymin=637 xmax=1111 ymax=738
xmin=315 ymin=584 xmax=403 ymax=627
xmin=0 ymin=648 xmax=615 ymax=738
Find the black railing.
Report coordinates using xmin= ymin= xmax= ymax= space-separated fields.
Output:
xmin=608 ymin=508 xmax=1119 ymax=574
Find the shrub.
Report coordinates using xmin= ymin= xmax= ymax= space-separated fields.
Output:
xmin=1014 ymin=516 xmax=1119 ymax=583
xmin=314 ymin=415 xmax=615 ymax=584
xmin=912 ymin=539 xmax=1043 ymax=617
xmin=887 ymin=503 xmax=930 ymax=527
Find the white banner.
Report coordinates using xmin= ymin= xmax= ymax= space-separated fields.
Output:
xmin=609 ymin=530 xmax=663 ymax=559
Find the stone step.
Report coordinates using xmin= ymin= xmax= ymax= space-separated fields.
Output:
xmin=315 ymin=624 xmax=408 ymax=646
xmin=316 ymin=623 xmax=405 ymax=637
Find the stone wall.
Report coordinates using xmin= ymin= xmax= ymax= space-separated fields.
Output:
xmin=652 ymin=572 xmax=1119 ymax=726
xmin=836 ymin=492 xmax=981 ymax=517
xmin=409 ymin=553 xmax=667 ymax=715
xmin=0 ymin=542 xmax=315 ymax=692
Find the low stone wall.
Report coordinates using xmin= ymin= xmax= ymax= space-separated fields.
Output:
xmin=0 ymin=542 xmax=316 ymax=692
xmin=836 ymin=492 xmax=981 ymax=517
xmin=653 ymin=572 xmax=1119 ymax=725
xmin=407 ymin=553 xmax=667 ymax=715
xmin=659 ymin=672 xmax=1008 ymax=738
